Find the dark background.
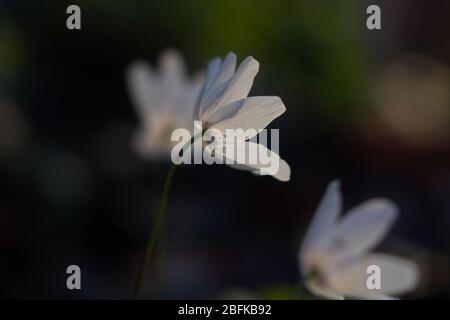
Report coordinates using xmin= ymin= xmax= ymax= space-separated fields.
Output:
xmin=0 ymin=0 xmax=449 ymax=299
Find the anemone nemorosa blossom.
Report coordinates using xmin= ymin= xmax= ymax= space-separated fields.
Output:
xmin=127 ymin=50 xmax=203 ymax=159
xmin=191 ymin=52 xmax=291 ymax=181
xmin=299 ymin=181 xmax=418 ymax=299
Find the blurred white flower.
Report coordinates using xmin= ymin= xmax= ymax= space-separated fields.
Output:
xmin=127 ymin=49 xmax=203 ymax=160
xmin=299 ymin=181 xmax=418 ymax=300
xmin=193 ymin=52 xmax=291 ymax=181
xmin=371 ymin=54 xmax=450 ymax=146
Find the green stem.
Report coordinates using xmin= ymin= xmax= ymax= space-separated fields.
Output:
xmin=132 ymin=132 xmax=201 ymax=299
xmin=132 ymin=163 xmax=177 ymax=299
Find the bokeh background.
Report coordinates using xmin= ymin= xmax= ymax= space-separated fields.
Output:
xmin=0 ymin=0 xmax=449 ymax=299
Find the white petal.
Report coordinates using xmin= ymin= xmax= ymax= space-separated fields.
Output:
xmin=328 ymin=253 xmax=418 ymax=298
xmin=211 ymin=96 xmax=286 ymax=134
xmin=159 ymin=50 xmax=185 ymax=82
xmin=159 ymin=50 xmax=186 ymax=110
xmin=202 ymin=57 xmax=222 ymax=93
xmin=306 ymin=282 xmax=345 ymax=300
xmin=367 ymin=254 xmax=418 ymax=295
xmin=205 ymin=99 xmax=245 ymax=125
xmin=181 ymin=75 xmax=204 ymax=119
xmin=126 ymin=61 xmax=160 ymax=120
xmin=199 ymin=53 xmax=237 ymax=118
xmin=196 ymin=57 xmax=222 ymax=118
xmin=300 ymin=181 xmax=342 ymax=264
xmin=233 ymin=158 xmax=290 ymax=182
xmin=272 ymin=159 xmax=290 ymax=182
xmin=218 ymin=141 xmax=290 ymax=182
xmin=330 ymin=199 xmax=398 ymax=259
xmin=202 ymin=56 xmax=259 ymax=123
xmin=210 ymin=52 xmax=236 ymax=89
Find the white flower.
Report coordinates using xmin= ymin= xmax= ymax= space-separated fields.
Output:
xmin=193 ymin=52 xmax=291 ymax=181
xmin=299 ymin=180 xmax=418 ymax=300
xmin=127 ymin=50 xmax=203 ymax=160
